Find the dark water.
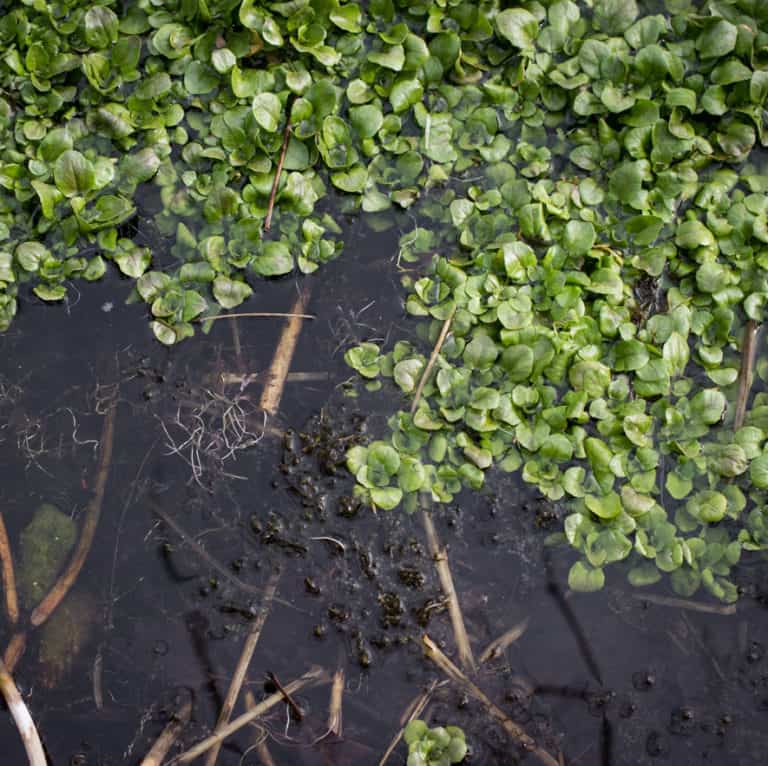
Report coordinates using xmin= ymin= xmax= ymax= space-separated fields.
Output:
xmin=2 ymin=216 xmax=768 ymax=766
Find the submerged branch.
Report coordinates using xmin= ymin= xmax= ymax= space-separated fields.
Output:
xmin=148 ymin=501 xmax=295 ymax=610
xmin=631 ymin=592 xmax=737 ymax=616
xmin=0 ymin=512 xmax=18 ymax=625
xmin=411 ymin=306 xmax=457 ymax=415
xmin=31 ymin=400 xmax=117 ymax=627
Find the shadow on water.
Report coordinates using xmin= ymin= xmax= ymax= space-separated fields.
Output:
xmin=3 ymin=217 xmax=768 ymax=766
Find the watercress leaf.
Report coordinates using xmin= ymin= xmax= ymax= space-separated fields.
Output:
xmin=54 ymin=150 xmax=96 ymax=197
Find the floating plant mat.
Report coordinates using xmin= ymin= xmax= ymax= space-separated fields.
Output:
xmin=5 ymin=0 xmax=768 ymax=608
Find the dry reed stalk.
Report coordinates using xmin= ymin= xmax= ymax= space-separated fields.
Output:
xmin=422 ymin=635 xmax=559 ymax=766
xmin=139 ymin=698 xmax=193 ymax=766
xmin=169 ymin=667 xmax=327 ymax=764
xmin=0 ymin=512 xmax=18 ymax=625
xmin=203 ymin=571 xmax=281 ymax=766
xmin=259 ymin=287 xmax=312 ymax=417
xmin=421 ymin=511 xmax=476 ymax=672
xmin=411 ymin=306 xmax=456 ymax=415
xmin=31 ymin=402 xmax=116 ymax=627
xmin=327 ymin=668 xmax=345 ymax=738
xmin=377 ymin=680 xmax=443 ymax=766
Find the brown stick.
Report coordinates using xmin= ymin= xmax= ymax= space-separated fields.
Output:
xmin=735 ymin=320 xmax=760 ymax=430
xmin=30 ymin=403 xmax=116 ymax=627
xmin=421 ymin=511 xmax=476 ymax=672
xmin=203 ymin=571 xmax=281 ymax=766
xmin=411 ymin=306 xmax=457 ymax=415
xmin=422 ymin=635 xmax=558 ymax=766
xmin=259 ymin=287 xmax=312 ymax=417
xmin=0 ymin=658 xmax=46 ymax=766
xmin=479 ymin=617 xmax=530 ymax=664
xmin=264 ymin=116 xmax=292 ymax=232
xmin=244 ymin=691 xmax=277 ymax=766
xmin=168 ymin=667 xmax=327 ymax=764
xmin=267 ymin=671 xmax=304 ymax=721
xmin=327 ymin=668 xmax=344 ymax=738
xmin=140 ymin=697 xmax=193 ymax=766
xmin=0 ymin=512 xmax=18 ymax=625
xmin=377 ymin=680 xmax=443 ymax=766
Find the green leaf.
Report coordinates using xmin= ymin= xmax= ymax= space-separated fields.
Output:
xmin=463 ymin=334 xmax=499 ymax=369
xmin=690 ymin=389 xmax=726 ymax=425
xmin=253 ymin=241 xmax=294 ymax=276
xmin=53 ymin=151 xmax=96 ymax=197
xmin=568 ymin=561 xmax=605 ymax=592
xmin=252 ymin=93 xmax=282 ymax=132
xmin=696 ymin=19 xmax=738 ymax=60
xmin=495 ymin=9 xmax=539 ymax=51
xmin=84 ymin=6 xmax=119 ymax=49
xmin=593 ymin=0 xmax=637 ymax=34
xmin=184 ymin=62 xmax=219 ymax=95
xmin=213 ymin=276 xmax=253 ymax=309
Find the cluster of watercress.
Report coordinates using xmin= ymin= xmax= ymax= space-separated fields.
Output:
xmin=404 ymin=720 xmax=468 ymax=766
xmin=342 ymin=0 xmax=768 ymax=602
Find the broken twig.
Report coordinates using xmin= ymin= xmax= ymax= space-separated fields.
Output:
xmin=204 ymin=311 xmax=316 ymax=322
xmin=422 ymin=635 xmax=558 ymax=766
xmin=139 ymin=697 xmax=193 ymax=766
xmin=31 ymin=401 xmax=117 ymax=627
xmin=264 ymin=114 xmax=293 ymax=232
xmin=480 ymin=617 xmax=530 ymax=664
xmin=267 ymin=671 xmax=304 ymax=721
xmin=422 ymin=511 xmax=476 ymax=672
xmin=735 ymin=319 xmax=760 ymax=430
xmin=169 ymin=666 xmax=327 ymax=764
xmin=411 ymin=306 xmax=457 ymax=415
xmin=0 ymin=658 xmax=46 ymax=766
xmin=203 ymin=571 xmax=280 ymax=766
xmin=259 ymin=287 xmax=312 ymax=417
xmin=0 ymin=512 xmax=18 ymax=625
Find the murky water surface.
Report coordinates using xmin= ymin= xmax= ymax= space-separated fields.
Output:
xmin=2 ymin=215 xmax=768 ymax=766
